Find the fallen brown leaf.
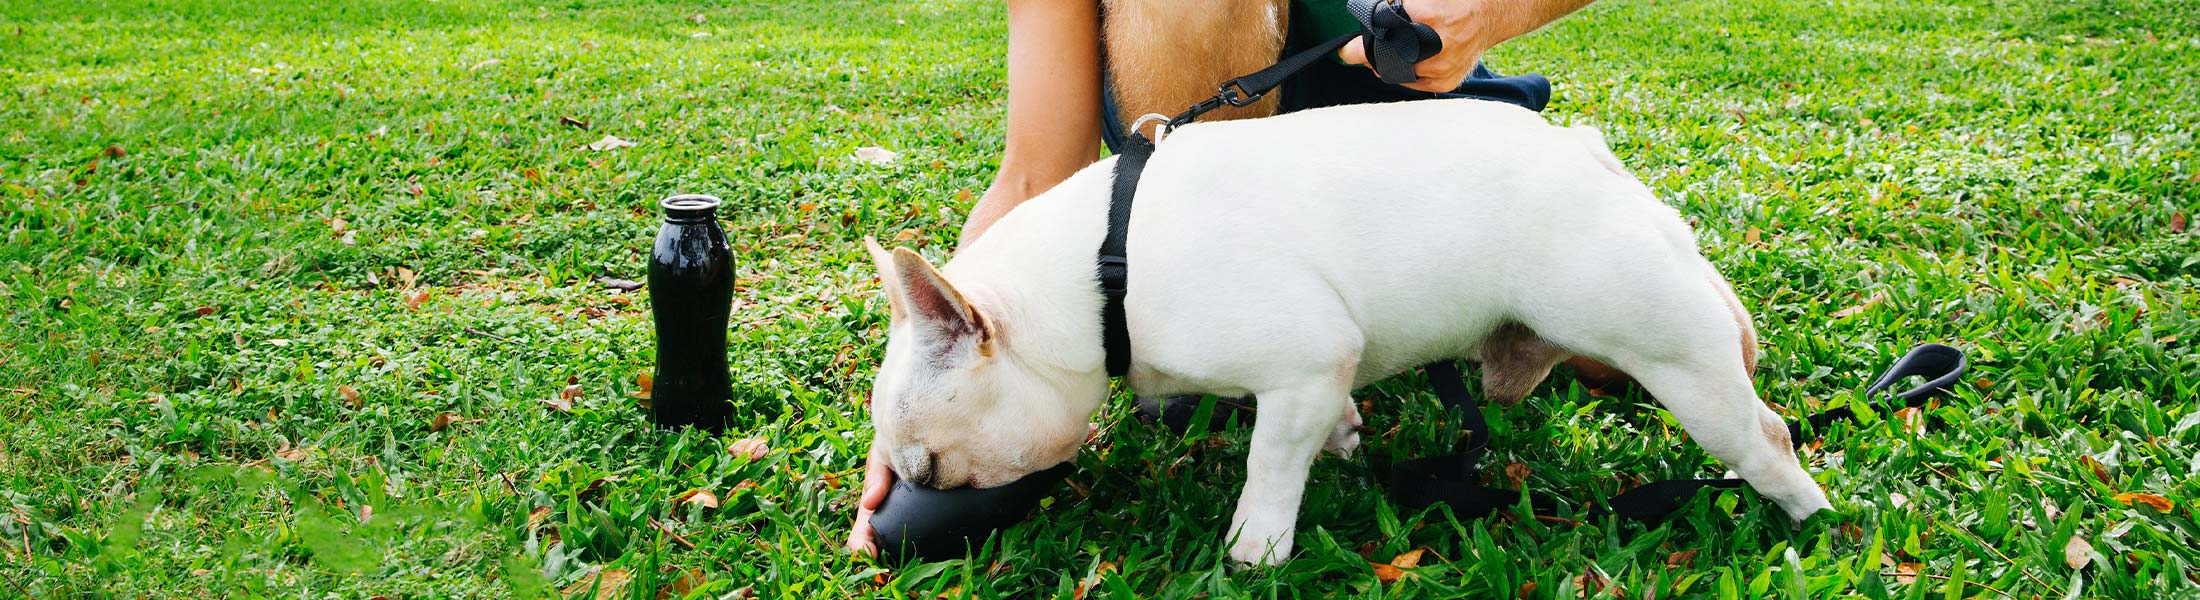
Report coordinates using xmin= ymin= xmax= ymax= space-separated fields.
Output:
xmin=728 ymin=437 xmax=769 ymax=461
xmin=2172 ymin=211 xmax=2187 ymax=234
xmin=2113 ymin=492 xmax=2174 ymax=512
xmin=1370 ymin=562 xmax=1405 ymax=584
xmin=1666 ymin=549 xmax=1697 ymax=568
xmin=1891 ymin=562 xmax=1922 ymax=583
xmin=559 ymin=115 xmax=591 ymax=130
xmin=596 ymin=276 xmax=644 ymax=292
xmin=674 ymin=489 xmax=720 ymax=510
xmin=2064 ymin=534 xmax=2093 ymax=570
xmin=274 ymin=445 xmax=314 ymax=462
xmin=1389 ymin=548 xmax=1426 ymax=569
xmin=541 ymin=395 xmax=573 ymax=412
xmin=2078 ymin=455 xmax=2114 ymax=487
xmin=429 ymin=412 xmax=460 ymax=432
xmin=526 ymin=506 xmax=552 ymax=527
xmin=854 ymin=146 xmax=898 ymax=165
xmin=586 ymin=135 xmax=636 ymax=151
xmin=337 ymin=384 xmax=362 ymax=409
xmin=577 ymin=476 xmax=622 ymax=501
xmin=562 ymin=568 xmax=633 ymax=599
xmin=1829 ymin=292 xmax=1885 ymax=319
xmin=1504 ymin=462 xmax=1531 ymax=487
xmin=1743 ymin=226 xmax=1762 ymax=245
xmin=1572 ymin=566 xmax=1615 ymax=598
xmin=656 ymin=567 xmax=706 ymax=599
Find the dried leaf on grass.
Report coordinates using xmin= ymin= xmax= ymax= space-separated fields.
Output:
xmin=337 ymin=384 xmax=362 ymax=409
xmin=727 ymin=437 xmax=769 ymax=461
xmin=674 ymin=489 xmax=720 ymax=510
xmin=2064 ymin=534 xmax=2093 ymax=570
xmin=562 ymin=568 xmax=633 ymax=600
xmin=2113 ymin=492 xmax=2174 ymax=512
xmin=586 ymin=135 xmax=636 ymax=151
xmin=1829 ymin=292 xmax=1885 ymax=319
xmin=657 ymin=567 xmax=706 ymax=599
xmin=429 ymin=412 xmax=461 ymax=432
xmin=2078 ymin=455 xmax=2114 ymax=487
xmin=1890 ymin=562 xmax=1922 ymax=583
xmin=1389 ymin=548 xmax=1426 ymax=569
xmin=1371 ymin=562 xmax=1405 ymax=584
xmin=854 ymin=146 xmax=898 ymax=165
xmin=1666 ymin=549 xmax=1697 ymax=568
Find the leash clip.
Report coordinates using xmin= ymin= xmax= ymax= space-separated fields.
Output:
xmin=1131 ymin=113 xmax=1174 ymax=143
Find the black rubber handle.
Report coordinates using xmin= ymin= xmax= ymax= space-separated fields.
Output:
xmin=1788 ymin=343 xmax=1969 ymax=447
xmin=1350 ymin=0 xmax=1444 ymax=85
xmin=867 ymin=462 xmax=1075 ymax=562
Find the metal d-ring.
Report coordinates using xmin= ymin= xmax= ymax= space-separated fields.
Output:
xmin=1130 ymin=113 xmax=1173 ymax=143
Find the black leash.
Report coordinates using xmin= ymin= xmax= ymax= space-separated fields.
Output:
xmin=1391 ymin=344 xmax=1968 ymax=521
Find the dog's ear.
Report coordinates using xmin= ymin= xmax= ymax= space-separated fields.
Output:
xmin=865 ymin=236 xmax=904 ymax=318
xmin=883 ymin=246 xmax=995 ymax=355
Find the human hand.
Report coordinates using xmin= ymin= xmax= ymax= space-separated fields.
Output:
xmin=1338 ymin=0 xmax=1495 ymax=93
xmin=844 ymin=442 xmax=895 ymax=556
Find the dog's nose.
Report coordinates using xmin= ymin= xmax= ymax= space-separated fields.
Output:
xmin=897 ymin=447 xmax=939 ymax=487
xmin=914 ymin=450 xmax=941 ymax=487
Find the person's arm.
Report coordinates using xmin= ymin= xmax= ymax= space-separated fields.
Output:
xmin=851 ymin=0 xmax=1103 ymax=556
xmin=1340 ymin=0 xmax=1598 ymax=93
xmin=957 ymin=0 xmax=1104 ymax=248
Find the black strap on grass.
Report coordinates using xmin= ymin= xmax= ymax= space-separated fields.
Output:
xmin=1391 ymin=344 xmax=1968 ymax=521
xmin=1101 ymin=1 xmax=1439 ymax=376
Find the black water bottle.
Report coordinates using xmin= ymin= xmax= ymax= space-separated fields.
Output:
xmin=648 ymin=194 xmax=735 ymax=431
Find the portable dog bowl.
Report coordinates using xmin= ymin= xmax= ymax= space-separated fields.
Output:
xmin=866 ymin=462 xmax=1075 ymax=562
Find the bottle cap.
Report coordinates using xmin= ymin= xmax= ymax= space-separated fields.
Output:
xmin=661 ymin=194 xmax=723 ymax=222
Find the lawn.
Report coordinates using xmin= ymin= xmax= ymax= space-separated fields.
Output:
xmin=2 ymin=0 xmax=2196 ymax=597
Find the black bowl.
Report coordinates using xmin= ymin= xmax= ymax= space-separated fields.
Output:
xmin=867 ymin=462 xmax=1075 ymax=562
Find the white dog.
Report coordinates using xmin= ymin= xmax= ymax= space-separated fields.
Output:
xmin=862 ymin=98 xmax=1831 ymax=565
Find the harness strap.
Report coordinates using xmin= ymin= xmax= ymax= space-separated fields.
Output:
xmin=1392 ymin=344 xmax=1968 ymax=520
xmin=1099 ymin=134 xmax=1152 ymax=377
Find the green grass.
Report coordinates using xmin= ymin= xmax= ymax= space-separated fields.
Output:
xmin=1 ymin=0 xmax=2196 ymax=597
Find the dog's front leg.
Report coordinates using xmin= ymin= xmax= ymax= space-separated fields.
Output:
xmin=1226 ymin=378 xmax=1354 ymax=565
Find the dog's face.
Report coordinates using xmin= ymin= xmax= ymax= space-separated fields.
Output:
xmin=864 ymin=239 xmax=1090 ymax=489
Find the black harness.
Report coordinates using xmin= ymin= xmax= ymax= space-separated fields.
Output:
xmin=1096 ymin=0 xmax=1968 ymax=522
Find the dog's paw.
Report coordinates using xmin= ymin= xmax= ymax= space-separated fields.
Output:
xmin=1226 ymin=531 xmax=1293 ymax=566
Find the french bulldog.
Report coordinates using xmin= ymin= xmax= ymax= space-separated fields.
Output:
xmin=862 ymin=98 xmax=1831 ymax=565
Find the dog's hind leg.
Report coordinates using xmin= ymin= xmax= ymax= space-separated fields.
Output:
xmin=1524 ymin=262 xmax=1829 ymax=522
